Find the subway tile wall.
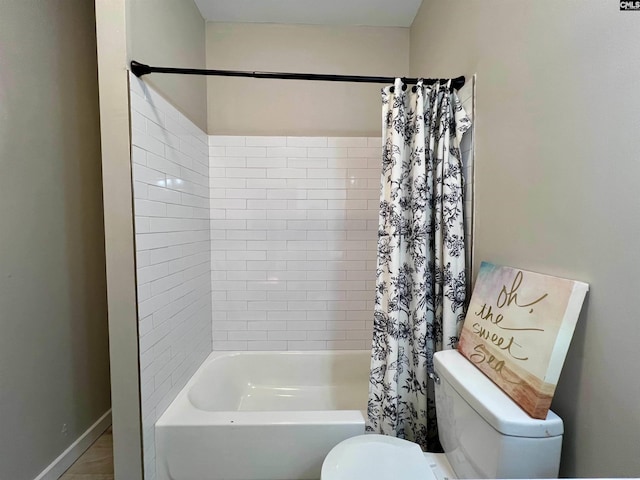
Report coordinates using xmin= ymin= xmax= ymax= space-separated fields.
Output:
xmin=209 ymin=136 xmax=382 ymax=351
xmin=129 ymin=73 xmax=212 ymax=480
xmin=208 ymin=88 xmax=474 ymax=351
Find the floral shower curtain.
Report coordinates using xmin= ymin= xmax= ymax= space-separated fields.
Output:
xmin=367 ymin=78 xmax=471 ymax=451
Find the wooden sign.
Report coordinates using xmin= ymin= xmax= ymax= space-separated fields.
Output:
xmin=458 ymin=262 xmax=589 ymax=419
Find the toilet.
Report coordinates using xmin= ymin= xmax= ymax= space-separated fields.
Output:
xmin=321 ymin=349 xmax=564 ymax=479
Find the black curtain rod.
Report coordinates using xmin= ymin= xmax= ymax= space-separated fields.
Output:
xmin=130 ymin=61 xmax=465 ymax=90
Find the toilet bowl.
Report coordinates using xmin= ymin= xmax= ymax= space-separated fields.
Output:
xmin=321 ymin=434 xmax=457 ymax=480
xmin=321 ymin=435 xmax=433 ymax=480
xmin=321 ymin=349 xmax=564 ymax=480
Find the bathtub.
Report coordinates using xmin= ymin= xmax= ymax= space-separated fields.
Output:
xmin=156 ymin=350 xmax=370 ymax=480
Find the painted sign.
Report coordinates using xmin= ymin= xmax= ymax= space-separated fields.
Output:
xmin=458 ymin=262 xmax=589 ymax=419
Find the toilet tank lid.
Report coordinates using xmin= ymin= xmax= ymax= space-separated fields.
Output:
xmin=434 ymin=350 xmax=563 ymax=438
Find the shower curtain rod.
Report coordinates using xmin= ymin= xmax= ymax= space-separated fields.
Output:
xmin=130 ymin=61 xmax=465 ymax=90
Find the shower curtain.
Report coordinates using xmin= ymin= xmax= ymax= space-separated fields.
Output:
xmin=367 ymin=78 xmax=471 ymax=451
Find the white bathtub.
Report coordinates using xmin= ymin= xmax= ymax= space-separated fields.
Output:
xmin=156 ymin=350 xmax=370 ymax=480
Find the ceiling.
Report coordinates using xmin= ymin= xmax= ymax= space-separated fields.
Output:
xmin=193 ymin=0 xmax=423 ymax=27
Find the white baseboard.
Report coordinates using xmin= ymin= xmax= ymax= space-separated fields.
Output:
xmin=34 ymin=409 xmax=112 ymax=480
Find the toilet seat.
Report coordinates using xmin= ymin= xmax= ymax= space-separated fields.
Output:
xmin=321 ymin=434 xmax=436 ymax=480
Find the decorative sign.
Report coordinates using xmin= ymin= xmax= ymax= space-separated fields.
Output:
xmin=458 ymin=262 xmax=589 ymax=419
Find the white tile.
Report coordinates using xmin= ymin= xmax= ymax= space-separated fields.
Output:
xmin=306 ymin=249 xmax=345 ymax=261
xmin=212 ymin=199 xmax=246 ymax=209
xmin=308 ymin=310 xmax=346 ymax=321
xmin=268 ymin=331 xmax=307 ymax=341
xmin=307 ymin=147 xmax=347 ymax=158
xmin=266 ymin=209 xmax=307 ymax=220
xmin=327 ymin=340 xmax=368 ymax=350
xmin=227 ymin=251 xmax=267 ymax=261
xmin=247 ymin=261 xmax=287 ymax=271
xmin=287 ymin=158 xmax=327 ymax=169
xmin=148 ymin=185 xmax=181 ymax=204
xmin=204 ymin=135 xmax=400 ymax=355
xmin=307 ymin=168 xmax=347 ymax=179
xmin=224 ymin=209 xmax=266 ymax=220
xmin=208 ymin=135 xmax=245 ymax=146
xmin=349 ymin=168 xmax=380 ymax=179
xmin=209 ymin=146 xmax=226 ymax=157
xmin=132 ymin=81 xmax=212 ymax=480
xmin=226 ymin=168 xmax=266 ymax=178
xmin=286 ymin=178 xmax=327 ymax=189
xmin=266 ymin=146 xmax=307 ymax=157
xmin=211 ymin=177 xmax=246 ymax=188
xmin=266 ymin=189 xmax=307 ymax=200
xmin=307 ymin=290 xmax=346 ymax=301
xmin=130 ymin=92 xmax=164 ymax=126
xmin=246 ymin=340 xmax=287 ymax=351
xmin=286 ymin=261 xmax=327 ymax=271
xmin=131 ymin=128 xmax=165 ymax=157
xmin=229 ymin=311 xmax=268 ymax=321
xmin=267 ymin=311 xmax=304 ymax=321
xmin=307 ymin=209 xmax=347 ymax=220
xmin=308 ymin=330 xmax=346 ymax=341
xmin=133 ymin=182 xmax=148 ymax=200
xmin=348 ymin=147 xmax=381 ymax=158
xmin=266 ymin=250 xmax=306 ymax=261
xmin=210 ymin=156 xmax=246 ymax=168
xmin=286 ymin=320 xmax=327 ymax=331
xmin=246 ymin=178 xmax=287 ymax=189
xmin=246 ymin=158 xmax=287 ymax=168
xmin=267 ymin=290 xmax=307 ymax=302
xmin=265 ymin=270 xmax=306 ymax=281
xmin=248 ymin=321 xmax=287 ymax=331
xmin=135 ymin=199 xmax=167 ymax=217
xmin=287 ymin=241 xmax=327 ymax=251
xmin=307 ymin=189 xmax=347 ymax=200
xmin=229 ymin=331 xmax=268 ymax=341
xmin=266 ymin=230 xmax=307 ymax=241
xmin=247 ymin=301 xmax=288 ymax=311
xmin=306 ymin=270 xmax=347 ymax=281
xmin=213 ymin=341 xmax=248 ymax=350
xmin=326 ymin=321 xmax=366 ymax=330
xmin=246 ymin=136 xmax=287 ymax=147
xmin=286 ymin=136 xmax=327 ymax=147
xmin=227 ymin=271 xmax=266 ymax=281
xmin=328 ymin=137 xmax=368 ymax=148
xmin=287 ymin=340 xmax=326 ymax=350
xmin=328 ymin=157 xmax=368 ymax=169
xmin=288 ymin=301 xmax=326 ymax=311
xmin=226 ymin=188 xmax=266 ymax=199
xmin=267 ymin=168 xmax=307 ymax=179
xmin=132 ymin=146 xmax=147 ymax=166
xmin=225 ymin=146 xmax=266 ymax=157
xmin=286 ymin=281 xmax=327 ymax=291
xmin=287 ymin=199 xmax=327 ymax=210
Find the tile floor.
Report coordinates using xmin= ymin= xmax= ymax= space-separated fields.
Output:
xmin=60 ymin=427 xmax=114 ymax=479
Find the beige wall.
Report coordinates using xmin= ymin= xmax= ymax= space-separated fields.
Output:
xmin=96 ymin=0 xmax=145 ymax=478
xmin=0 ymin=1 xmax=111 ymax=479
xmin=411 ymin=1 xmax=640 ymax=477
xmin=95 ymin=1 xmax=209 ymax=478
xmin=206 ymin=23 xmax=410 ymax=136
xmin=128 ymin=0 xmax=207 ymax=131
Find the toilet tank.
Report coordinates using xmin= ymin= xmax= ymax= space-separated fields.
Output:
xmin=433 ymin=350 xmax=564 ymax=479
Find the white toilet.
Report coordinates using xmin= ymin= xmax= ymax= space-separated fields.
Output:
xmin=321 ymin=349 xmax=564 ymax=479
